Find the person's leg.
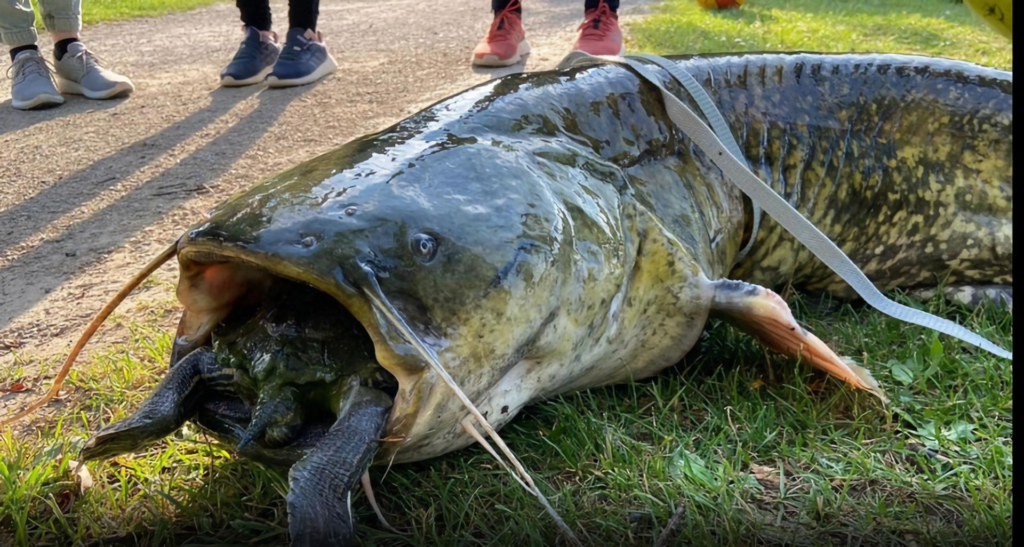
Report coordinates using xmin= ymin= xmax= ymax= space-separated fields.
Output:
xmin=34 ymin=0 xmax=81 ymax=65
xmin=221 ymin=0 xmax=281 ymax=86
xmin=1 ymin=0 xmax=44 ymax=52
xmin=36 ymin=0 xmax=82 ymax=48
xmin=288 ymin=0 xmax=318 ymax=31
xmin=40 ymin=0 xmax=133 ymax=100
xmin=265 ymin=0 xmax=337 ymax=88
xmin=239 ymin=0 xmax=273 ymax=32
xmin=472 ymin=0 xmax=529 ymax=67
xmin=491 ymin=0 xmax=520 ymax=14
xmin=572 ymin=0 xmax=623 ymax=56
xmin=36 ymin=0 xmax=81 ymax=61
xmin=1 ymin=0 xmax=64 ymax=109
xmin=29 ymin=0 xmax=134 ymax=100
xmin=584 ymin=0 xmax=618 ymax=12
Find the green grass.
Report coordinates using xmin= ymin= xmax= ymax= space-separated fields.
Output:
xmin=629 ymin=0 xmax=1012 ymax=70
xmin=1 ymin=1 xmax=1014 ymax=546
xmin=0 ymin=294 xmax=1012 ymax=545
xmin=28 ymin=0 xmax=223 ymax=27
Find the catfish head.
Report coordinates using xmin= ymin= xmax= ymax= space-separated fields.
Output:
xmin=172 ymin=84 xmax=612 ymax=463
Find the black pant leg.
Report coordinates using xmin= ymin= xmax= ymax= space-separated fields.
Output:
xmin=491 ymin=0 xmax=521 ymax=14
xmin=289 ymin=0 xmax=320 ymax=31
xmin=238 ymin=0 xmax=273 ymax=31
xmin=585 ymin=0 xmax=619 ymax=12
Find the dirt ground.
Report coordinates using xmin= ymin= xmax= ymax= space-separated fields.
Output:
xmin=0 ymin=0 xmax=652 ymax=387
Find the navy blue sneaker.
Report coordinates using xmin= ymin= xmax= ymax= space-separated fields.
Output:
xmin=266 ymin=28 xmax=338 ymax=88
xmin=220 ymin=26 xmax=280 ymax=87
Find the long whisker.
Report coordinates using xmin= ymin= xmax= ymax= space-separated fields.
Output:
xmin=1 ymin=242 xmax=179 ymax=427
xmin=461 ymin=416 xmax=529 ymax=490
xmin=358 ymin=263 xmax=580 ymax=546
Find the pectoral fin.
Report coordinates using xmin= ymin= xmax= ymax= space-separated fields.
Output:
xmin=710 ymin=280 xmax=887 ymax=403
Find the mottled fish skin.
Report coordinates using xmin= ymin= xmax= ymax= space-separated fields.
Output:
xmin=177 ymin=53 xmax=1012 ymax=464
xmin=178 ymin=61 xmax=727 ymax=462
xmin=692 ymin=53 xmax=1014 ymax=297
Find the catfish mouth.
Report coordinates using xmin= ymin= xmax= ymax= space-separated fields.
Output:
xmin=172 ymin=243 xmax=425 ymax=449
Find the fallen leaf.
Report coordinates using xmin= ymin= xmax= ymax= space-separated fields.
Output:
xmin=749 ymin=463 xmax=782 ymax=491
xmin=1 ymin=339 xmax=21 ymax=349
xmin=68 ymin=460 xmax=94 ymax=494
xmin=54 ymin=489 xmax=74 ymax=513
xmin=750 ymin=463 xmax=774 ymax=481
xmin=0 ymin=382 xmax=27 ymax=393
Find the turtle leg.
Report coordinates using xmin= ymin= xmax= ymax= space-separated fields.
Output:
xmin=709 ymin=279 xmax=887 ymax=403
xmin=195 ymin=395 xmax=333 ymax=468
xmin=286 ymin=383 xmax=392 ymax=547
xmin=237 ymin=386 xmax=305 ymax=450
xmin=80 ymin=347 xmax=220 ymax=461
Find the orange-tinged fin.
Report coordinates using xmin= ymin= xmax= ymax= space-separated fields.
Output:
xmin=0 ymin=242 xmax=179 ymax=427
xmin=709 ymin=279 xmax=887 ymax=404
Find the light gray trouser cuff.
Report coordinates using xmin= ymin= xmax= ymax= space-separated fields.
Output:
xmin=1 ymin=0 xmax=82 ymax=48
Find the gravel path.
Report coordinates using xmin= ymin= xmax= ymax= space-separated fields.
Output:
xmin=0 ymin=0 xmax=651 ymax=374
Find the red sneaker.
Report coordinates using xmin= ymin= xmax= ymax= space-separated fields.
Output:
xmin=572 ymin=1 xmax=624 ymax=56
xmin=472 ymin=0 xmax=530 ymax=67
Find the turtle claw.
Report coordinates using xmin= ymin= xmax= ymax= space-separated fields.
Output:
xmin=286 ymin=384 xmax=391 ymax=546
xmin=237 ymin=387 xmax=304 ymax=450
xmin=81 ymin=348 xmax=217 ymax=462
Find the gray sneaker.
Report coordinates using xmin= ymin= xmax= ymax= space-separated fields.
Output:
xmin=53 ymin=42 xmax=134 ymax=99
xmin=8 ymin=50 xmax=64 ymax=110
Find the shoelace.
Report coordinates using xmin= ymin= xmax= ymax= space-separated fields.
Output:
xmin=64 ymin=47 xmax=105 ymax=76
xmin=577 ymin=1 xmax=617 ymax=39
xmin=236 ymin=28 xmax=278 ymax=58
xmin=278 ymin=31 xmax=326 ymax=63
xmin=235 ymin=38 xmax=264 ymax=62
xmin=7 ymin=54 xmax=56 ymax=85
xmin=486 ymin=0 xmax=523 ymax=43
xmin=278 ymin=37 xmax=311 ymax=62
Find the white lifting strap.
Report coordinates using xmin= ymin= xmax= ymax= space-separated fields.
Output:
xmin=631 ymin=52 xmax=762 ymax=263
xmin=557 ymin=51 xmax=1012 ymax=361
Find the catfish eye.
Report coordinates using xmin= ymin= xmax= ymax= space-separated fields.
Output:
xmin=411 ymin=233 xmax=439 ymax=263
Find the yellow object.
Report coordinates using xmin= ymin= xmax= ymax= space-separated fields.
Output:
xmin=696 ymin=0 xmax=744 ymax=10
xmin=964 ymin=0 xmax=1012 ymax=40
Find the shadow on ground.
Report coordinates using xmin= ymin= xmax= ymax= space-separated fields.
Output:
xmin=0 ymin=86 xmax=257 ymax=258
xmin=0 ymin=95 xmax=125 ymax=138
xmin=0 ymin=83 xmax=320 ymax=330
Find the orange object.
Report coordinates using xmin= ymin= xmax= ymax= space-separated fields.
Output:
xmin=472 ymin=0 xmax=530 ymax=67
xmin=572 ymin=0 xmax=625 ymax=56
xmin=697 ymin=0 xmax=745 ymax=10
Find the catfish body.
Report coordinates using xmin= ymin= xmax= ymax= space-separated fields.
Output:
xmin=174 ymin=52 xmax=1012 ymax=464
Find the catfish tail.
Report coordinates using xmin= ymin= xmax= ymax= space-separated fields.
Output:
xmin=674 ymin=53 xmax=1012 ymax=297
